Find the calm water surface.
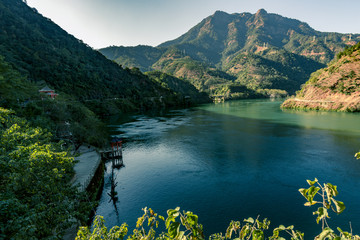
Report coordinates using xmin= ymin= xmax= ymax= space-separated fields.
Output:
xmin=96 ymin=99 xmax=360 ymax=238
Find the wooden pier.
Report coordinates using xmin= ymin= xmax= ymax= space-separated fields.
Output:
xmin=100 ymin=147 xmax=122 ymax=159
xmin=100 ymin=148 xmax=123 ymax=168
xmin=100 ymin=138 xmax=124 ymax=168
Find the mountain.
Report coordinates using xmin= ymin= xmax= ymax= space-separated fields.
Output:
xmin=0 ymin=0 xmax=211 ymax=149
xmin=100 ymin=45 xmax=165 ymax=72
xmin=0 ymin=0 xmax=208 ymax=109
xmin=281 ymin=42 xmax=360 ymax=112
xmin=99 ymin=9 xmax=359 ymax=98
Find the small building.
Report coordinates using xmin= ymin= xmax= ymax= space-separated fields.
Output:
xmin=39 ymin=86 xmax=58 ymax=99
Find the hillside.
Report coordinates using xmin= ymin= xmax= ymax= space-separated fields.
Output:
xmin=281 ymin=42 xmax=360 ymax=112
xmin=0 ymin=0 xmax=208 ymax=110
xmin=99 ymin=9 xmax=359 ymax=98
xmin=0 ymin=0 xmax=210 ymax=148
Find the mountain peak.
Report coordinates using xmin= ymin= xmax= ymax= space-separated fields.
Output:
xmin=212 ymin=10 xmax=230 ymax=18
xmin=255 ymin=8 xmax=268 ymax=16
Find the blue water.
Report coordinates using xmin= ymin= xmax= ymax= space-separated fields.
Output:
xmin=96 ymin=99 xmax=360 ymax=238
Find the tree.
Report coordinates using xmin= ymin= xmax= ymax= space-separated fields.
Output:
xmin=0 ymin=107 xmax=88 ymax=239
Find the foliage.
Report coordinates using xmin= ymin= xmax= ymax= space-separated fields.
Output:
xmin=299 ymin=178 xmax=359 ymax=239
xmin=0 ymin=56 xmax=38 ymax=110
xmin=76 ymin=179 xmax=360 ymax=240
xmin=0 ymin=0 xmax=204 ymax=115
xmin=0 ymin=107 xmax=91 ymax=239
xmin=76 ymin=215 xmax=128 ymax=240
xmin=100 ymin=45 xmax=166 ymax=72
xmin=337 ymin=42 xmax=360 ymax=59
xmin=0 ymin=55 xmax=108 ymax=147
xmin=146 ymin=71 xmax=210 ymax=104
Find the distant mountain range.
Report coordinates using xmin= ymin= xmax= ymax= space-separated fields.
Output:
xmin=100 ymin=9 xmax=360 ymax=98
xmin=282 ymin=41 xmax=360 ymax=112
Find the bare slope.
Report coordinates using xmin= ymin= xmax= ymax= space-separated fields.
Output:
xmin=282 ymin=42 xmax=360 ymax=112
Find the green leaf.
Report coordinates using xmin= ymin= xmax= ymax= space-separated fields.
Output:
xmin=240 ymin=225 xmax=251 ymax=239
xmin=252 ymin=229 xmax=264 ymax=240
xmin=168 ymin=222 xmax=180 ymax=238
xmin=299 ymin=186 xmax=320 ymax=204
xmin=307 ymin=178 xmax=318 ymax=186
xmin=325 ymin=183 xmax=338 ymax=198
xmin=315 ymin=228 xmax=334 ymax=240
xmin=304 ymin=201 xmax=318 ymax=206
xmin=178 ymin=231 xmax=185 ymax=240
xmin=186 ymin=213 xmax=198 ymax=226
xmin=308 ymin=186 xmax=321 ymax=199
xmin=313 ymin=207 xmax=329 ymax=224
xmin=244 ymin=217 xmax=254 ymax=224
xmin=167 ymin=208 xmax=180 ymax=218
xmin=165 ymin=216 xmax=175 ymax=229
xmin=298 ymin=188 xmax=307 ymax=198
xmin=278 ymin=225 xmax=286 ymax=230
xmin=331 ymin=199 xmax=346 ymax=214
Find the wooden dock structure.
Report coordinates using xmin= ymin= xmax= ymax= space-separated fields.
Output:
xmin=100 ymin=138 xmax=124 ymax=168
xmin=100 ymin=148 xmax=123 ymax=168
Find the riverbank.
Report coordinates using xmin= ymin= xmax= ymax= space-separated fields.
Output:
xmin=281 ymin=87 xmax=360 ymax=112
xmin=63 ymin=146 xmax=104 ymax=240
xmin=72 ymin=145 xmax=102 ymax=191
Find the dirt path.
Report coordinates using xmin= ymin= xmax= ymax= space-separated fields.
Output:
xmin=293 ymin=98 xmax=335 ymax=103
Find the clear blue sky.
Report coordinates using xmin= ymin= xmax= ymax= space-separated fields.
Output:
xmin=26 ymin=0 xmax=360 ymax=49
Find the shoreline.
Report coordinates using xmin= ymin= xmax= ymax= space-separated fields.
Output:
xmin=63 ymin=146 xmax=105 ymax=240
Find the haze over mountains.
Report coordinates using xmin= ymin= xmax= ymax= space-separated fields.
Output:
xmin=100 ymin=9 xmax=359 ymax=99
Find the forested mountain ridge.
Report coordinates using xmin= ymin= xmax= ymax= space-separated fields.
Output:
xmin=0 ymin=0 xmax=210 ymax=147
xmin=0 ymin=0 xmax=209 ymax=106
xmin=282 ymin=41 xmax=360 ymax=111
xmin=99 ymin=9 xmax=359 ymax=98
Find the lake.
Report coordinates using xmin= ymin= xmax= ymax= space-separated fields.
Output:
xmin=96 ymin=99 xmax=360 ymax=238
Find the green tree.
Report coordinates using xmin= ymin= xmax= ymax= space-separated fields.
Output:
xmin=0 ymin=107 xmax=88 ymax=239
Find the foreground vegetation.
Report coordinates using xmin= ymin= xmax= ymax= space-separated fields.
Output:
xmin=76 ymin=177 xmax=360 ymax=240
xmin=0 ymin=107 xmax=94 ymax=239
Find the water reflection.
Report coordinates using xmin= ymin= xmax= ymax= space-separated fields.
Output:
xmin=201 ymin=99 xmax=360 ymax=134
xmin=97 ymin=100 xmax=360 ymax=239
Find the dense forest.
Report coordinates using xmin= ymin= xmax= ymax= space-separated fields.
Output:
xmin=0 ymin=0 xmax=210 ymax=146
xmin=0 ymin=0 xmax=209 ymax=109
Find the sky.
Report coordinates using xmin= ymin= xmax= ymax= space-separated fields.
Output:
xmin=26 ymin=0 xmax=360 ymax=49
